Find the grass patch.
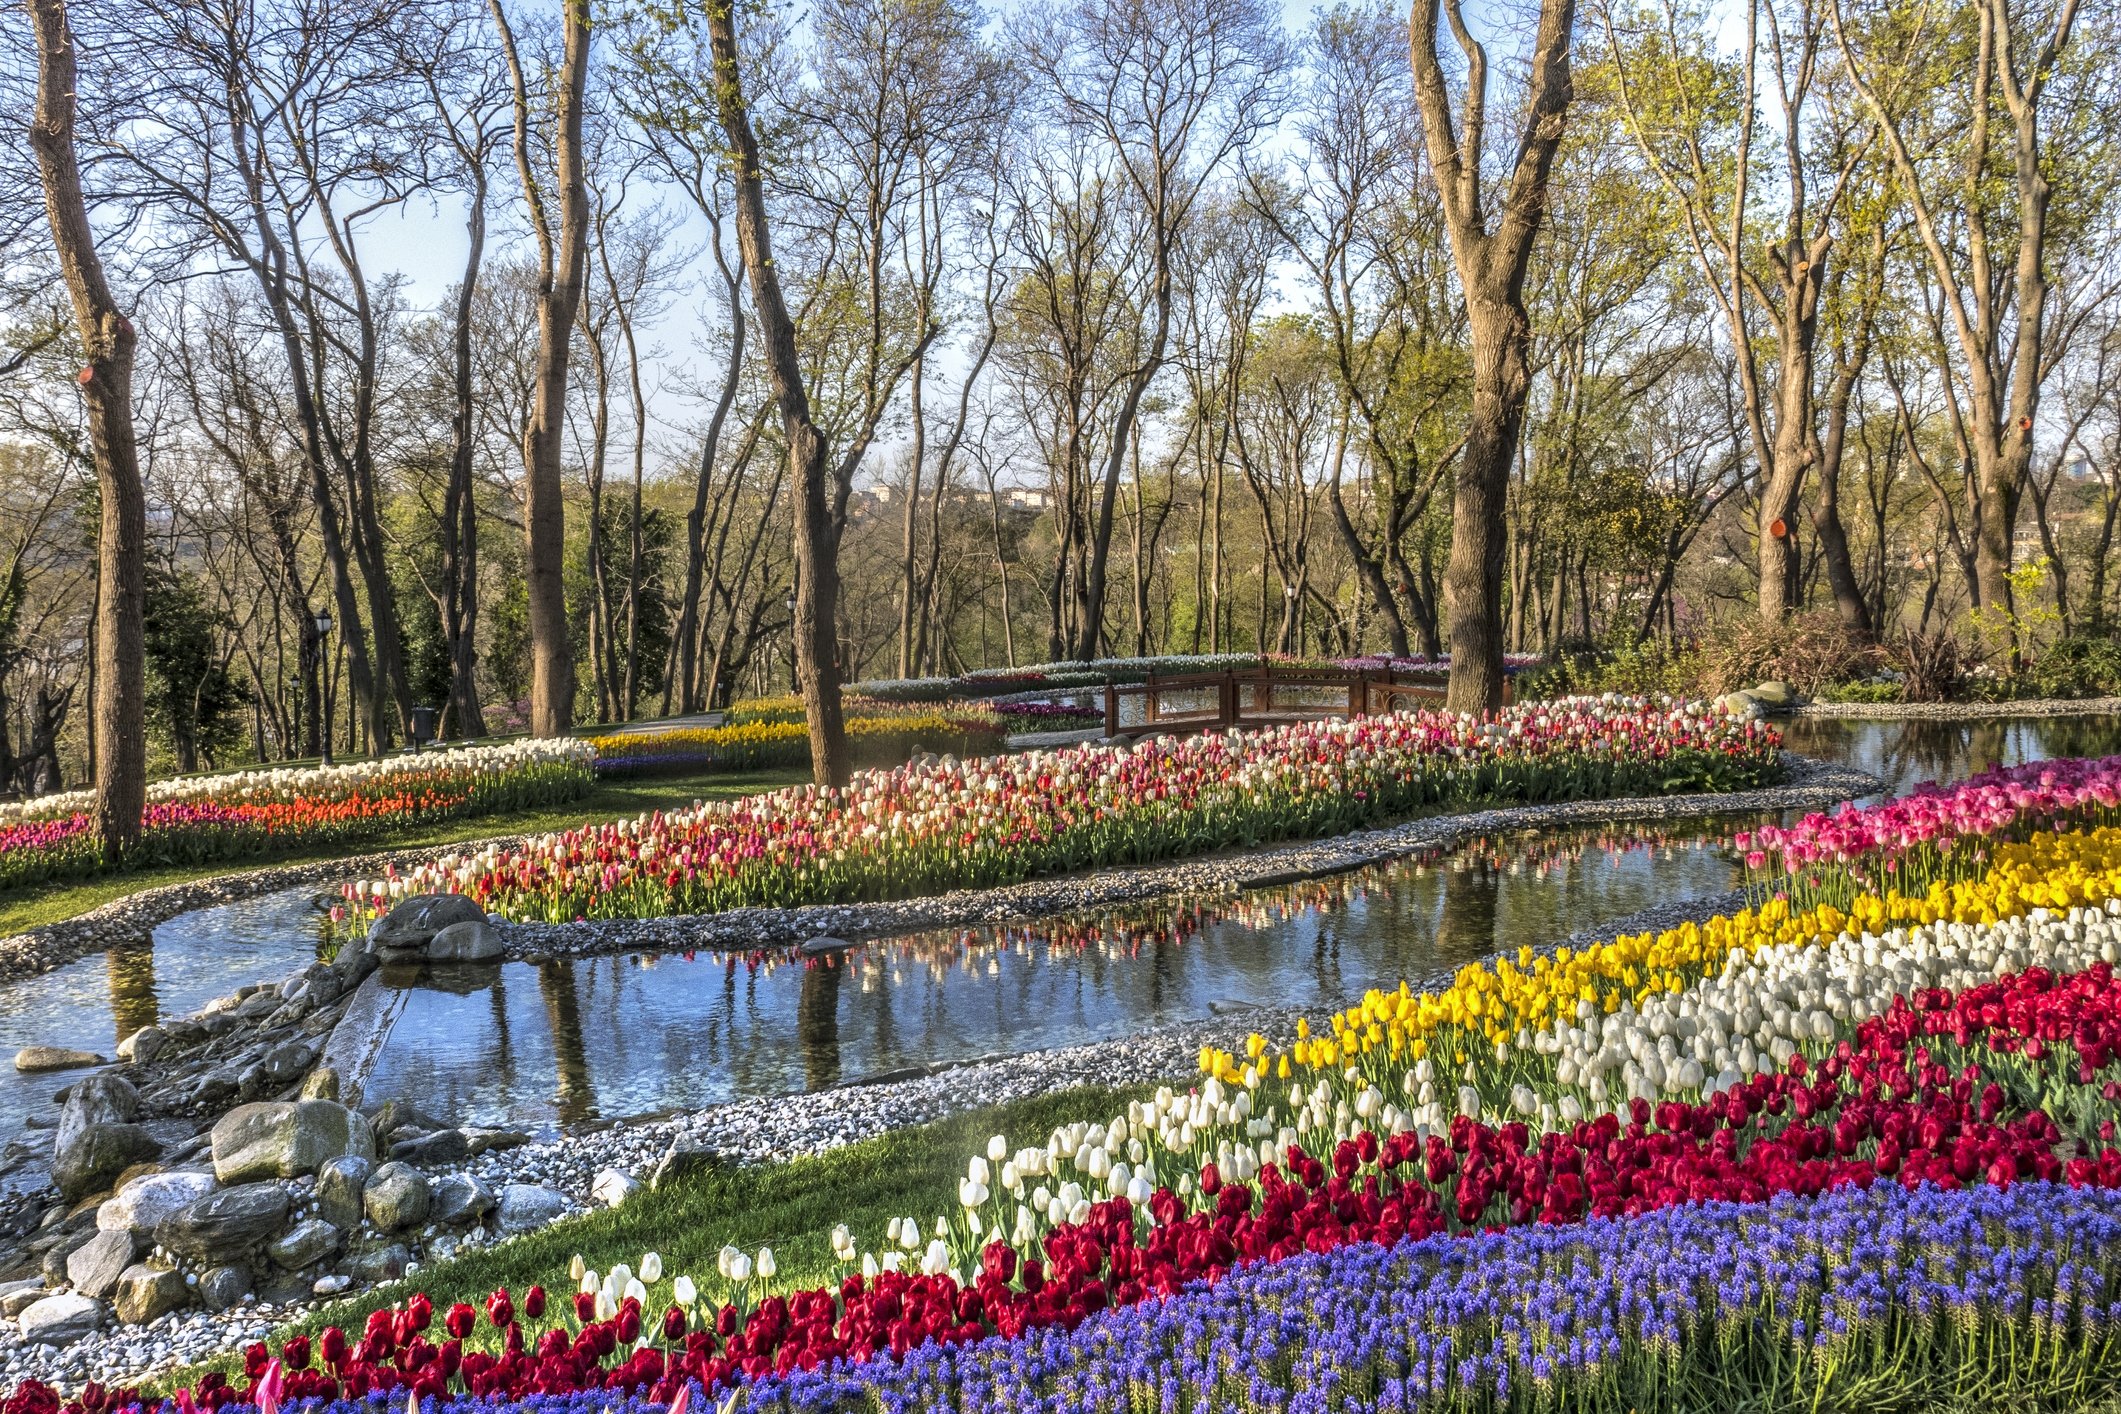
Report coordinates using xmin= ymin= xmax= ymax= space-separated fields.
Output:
xmin=153 ymin=1082 xmax=1148 ymax=1392
xmin=0 ymin=767 xmax=812 ymax=937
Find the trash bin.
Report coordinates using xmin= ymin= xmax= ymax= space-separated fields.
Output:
xmin=410 ymin=704 xmax=439 ymax=746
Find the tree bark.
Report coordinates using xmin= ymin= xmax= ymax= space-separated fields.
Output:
xmin=495 ymin=0 xmax=587 ymax=737
xmin=1410 ymin=0 xmax=1573 ymax=713
xmin=27 ymin=0 xmax=146 ymax=854
xmin=706 ymin=0 xmax=848 ymax=786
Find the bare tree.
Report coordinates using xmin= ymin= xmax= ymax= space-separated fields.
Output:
xmin=493 ymin=0 xmax=588 ymax=736
xmin=1409 ymin=0 xmax=1577 ymax=712
xmin=25 ymin=0 xmax=144 ymax=851
xmin=706 ymin=0 xmax=848 ymax=785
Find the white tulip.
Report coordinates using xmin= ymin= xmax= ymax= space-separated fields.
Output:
xmin=987 ymin=1134 xmax=1009 ymax=1163
xmin=673 ymin=1275 xmax=697 ymax=1305
xmin=757 ymin=1248 xmax=776 ymax=1280
xmin=624 ymin=1278 xmax=648 ymax=1306
xmin=921 ymin=1239 xmax=950 ymax=1276
xmin=640 ymin=1253 xmax=663 ymax=1283
xmin=727 ymin=1253 xmax=753 ymax=1282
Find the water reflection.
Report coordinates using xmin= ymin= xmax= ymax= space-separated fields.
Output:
xmin=363 ymin=816 xmax=1762 ymax=1135
xmin=1780 ymin=714 xmax=2121 ymax=804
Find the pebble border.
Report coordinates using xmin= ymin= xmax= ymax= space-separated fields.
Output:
xmin=1795 ymin=696 xmax=2121 ymax=720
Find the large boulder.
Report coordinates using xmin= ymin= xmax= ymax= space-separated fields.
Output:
xmin=651 ymin=1139 xmax=727 ymax=1191
xmin=211 ymin=1100 xmax=373 ymax=1183
xmin=389 ymin=1129 xmax=470 ymax=1165
xmin=590 ymin=1168 xmax=640 ymax=1209
xmin=368 ymin=894 xmax=484 ymax=952
xmin=428 ymin=920 xmax=501 ymax=962
xmin=1749 ymin=679 xmax=1799 ymax=710
xmin=314 ymin=1155 xmax=373 ymax=1231
xmin=112 ymin=1265 xmax=187 ymax=1325
xmin=63 ymin=1229 xmax=138 ymax=1301
xmin=98 ymin=1171 xmax=218 ymax=1238
xmin=154 ymin=1183 xmax=289 ymax=1264
xmin=267 ymin=1219 xmax=342 ymax=1271
xmin=362 ymin=1162 xmax=430 ymax=1232
xmin=53 ymin=1075 xmax=159 ymax=1200
xmin=495 ymin=1184 xmax=568 ymax=1234
xmin=18 ymin=1293 xmax=100 ymax=1345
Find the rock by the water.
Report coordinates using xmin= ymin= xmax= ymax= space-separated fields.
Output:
xmin=63 ymin=1228 xmax=137 ymax=1300
xmin=369 ymin=894 xmax=484 ymax=951
xmin=267 ymin=1218 xmax=343 ymax=1271
xmin=362 ymin=1162 xmax=430 ymax=1232
xmin=115 ymin=1026 xmax=168 ymax=1064
xmin=53 ymin=1075 xmax=158 ymax=1200
xmin=211 ymin=1099 xmax=373 ymax=1183
xmin=389 ymin=1128 xmax=470 ymax=1165
xmin=113 ymin=1264 xmax=188 ymax=1324
xmin=429 ymin=1173 xmax=494 ymax=1226
xmin=15 ymin=1047 xmax=106 ymax=1073
xmin=301 ymin=1067 xmax=342 ymax=1102
xmin=97 ymin=1171 xmax=217 ymax=1238
xmin=154 ymin=1182 xmax=289 ymax=1263
xmin=428 ymin=920 xmax=502 ymax=962
xmin=0 ymin=1281 xmax=45 ymax=1318
xmin=799 ymin=936 xmax=857 ymax=957
xmin=18 ymin=1292 xmax=100 ymax=1345
xmin=590 ymin=1168 xmax=640 ymax=1208
xmin=1749 ymin=679 xmax=1799 ymax=710
xmin=312 ymin=1273 xmax=352 ymax=1296
xmin=495 ymin=1183 xmax=568 ymax=1233
xmin=315 ymin=1155 xmax=373 ymax=1230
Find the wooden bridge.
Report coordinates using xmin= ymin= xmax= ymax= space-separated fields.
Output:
xmin=1099 ymin=665 xmax=1509 ymax=739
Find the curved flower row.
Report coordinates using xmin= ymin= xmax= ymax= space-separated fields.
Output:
xmin=585 ymin=714 xmax=1006 ymax=780
xmin=0 ymin=740 xmax=595 ymax=826
xmin=0 ymin=742 xmax=595 ymax=888
xmin=1735 ymin=753 xmax=2121 ymax=908
xmin=854 ymin=651 xmax=1542 ymax=702
xmin=340 ymin=696 xmax=1777 ymax=924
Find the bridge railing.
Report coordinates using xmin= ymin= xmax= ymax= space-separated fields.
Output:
xmin=1098 ymin=665 xmax=1509 ymax=739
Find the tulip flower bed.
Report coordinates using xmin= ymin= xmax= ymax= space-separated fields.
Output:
xmin=338 ymin=697 xmax=1779 ymax=924
xmin=62 ymin=799 xmax=2121 ymax=1414
xmin=586 ymin=702 xmax=1005 ymax=781
xmin=1736 ymin=753 xmax=2121 ymax=910
xmin=0 ymin=742 xmax=594 ymax=889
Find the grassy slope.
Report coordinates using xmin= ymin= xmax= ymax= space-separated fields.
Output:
xmin=157 ymin=1083 xmax=1148 ymax=1390
xmin=0 ymin=767 xmax=812 ymax=937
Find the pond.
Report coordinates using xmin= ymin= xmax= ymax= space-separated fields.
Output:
xmin=1778 ymin=714 xmax=2121 ymax=802
xmin=0 ymin=888 xmax=332 ymax=1148
xmin=360 ymin=815 xmax=1765 ymax=1133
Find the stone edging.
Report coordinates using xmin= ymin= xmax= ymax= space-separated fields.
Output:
xmin=1795 ymin=696 xmax=2121 ymax=720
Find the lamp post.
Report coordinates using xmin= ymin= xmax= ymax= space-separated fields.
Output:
xmin=314 ymin=609 xmax=334 ymax=765
xmin=786 ymin=590 xmax=799 ymax=692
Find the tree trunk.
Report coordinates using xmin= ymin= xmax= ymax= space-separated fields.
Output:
xmin=1410 ymin=0 xmax=1573 ymax=714
xmin=441 ymin=167 xmax=489 ymax=739
xmin=706 ymin=0 xmax=847 ymax=786
xmin=496 ymin=0 xmax=588 ymax=737
xmin=28 ymin=0 xmax=146 ymax=855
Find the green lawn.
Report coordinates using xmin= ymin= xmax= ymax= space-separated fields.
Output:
xmin=0 ymin=767 xmax=811 ymax=937
xmin=155 ymin=1082 xmax=1147 ymax=1391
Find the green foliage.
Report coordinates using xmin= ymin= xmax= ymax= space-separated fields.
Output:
xmin=1816 ymin=676 xmax=1905 ymax=704
xmin=1518 ymin=636 xmax=1706 ymax=699
xmin=142 ymin=561 xmax=246 ymax=773
xmin=1975 ymin=635 xmax=2121 ymax=702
